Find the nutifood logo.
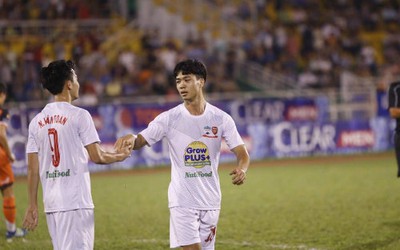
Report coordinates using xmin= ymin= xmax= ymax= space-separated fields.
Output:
xmin=184 ymin=141 xmax=211 ymax=168
xmin=46 ymin=169 xmax=71 ymax=179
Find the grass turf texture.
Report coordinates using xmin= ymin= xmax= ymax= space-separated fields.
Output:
xmin=2 ymin=151 xmax=400 ymax=250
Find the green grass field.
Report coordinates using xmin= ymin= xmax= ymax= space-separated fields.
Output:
xmin=2 ymin=151 xmax=400 ymax=250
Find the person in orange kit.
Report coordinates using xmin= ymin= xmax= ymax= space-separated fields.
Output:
xmin=0 ymin=82 xmax=27 ymax=242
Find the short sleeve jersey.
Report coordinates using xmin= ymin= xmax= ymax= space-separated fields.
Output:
xmin=26 ymin=102 xmax=100 ymax=213
xmin=388 ymin=81 xmax=400 ymax=132
xmin=140 ymin=103 xmax=244 ymax=210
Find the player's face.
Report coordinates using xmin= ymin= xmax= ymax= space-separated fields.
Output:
xmin=70 ymin=69 xmax=80 ymax=100
xmin=175 ymin=72 xmax=204 ymax=101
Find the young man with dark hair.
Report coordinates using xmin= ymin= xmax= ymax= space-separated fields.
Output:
xmin=0 ymin=83 xmax=27 ymax=242
xmin=23 ymin=60 xmax=133 ymax=249
xmin=116 ymin=59 xmax=250 ymax=250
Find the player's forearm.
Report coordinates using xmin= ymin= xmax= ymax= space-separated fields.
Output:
xmin=232 ymin=145 xmax=250 ymax=172
xmin=27 ymin=173 xmax=39 ymax=208
xmin=230 ymin=145 xmax=250 ymax=185
xmin=27 ymin=155 xmax=39 ymax=207
xmin=94 ymin=150 xmax=127 ymax=164
xmin=237 ymin=152 xmax=250 ymax=172
xmin=87 ymin=142 xmax=129 ymax=164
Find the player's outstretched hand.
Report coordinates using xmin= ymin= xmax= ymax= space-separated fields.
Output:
xmin=116 ymin=143 xmax=133 ymax=161
xmin=114 ymin=134 xmax=136 ymax=151
xmin=229 ymin=168 xmax=246 ymax=185
xmin=23 ymin=205 xmax=38 ymax=231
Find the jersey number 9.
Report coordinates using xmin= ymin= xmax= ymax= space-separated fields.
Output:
xmin=48 ymin=128 xmax=60 ymax=167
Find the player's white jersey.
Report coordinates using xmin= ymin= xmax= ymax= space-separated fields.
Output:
xmin=26 ymin=102 xmax=99 ymax=213
xmin=141 ymin=103 xmax=244 ymax=210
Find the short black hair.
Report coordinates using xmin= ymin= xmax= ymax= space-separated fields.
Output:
xmin=173 ymin=59 xmax=207 ymax=82
xmin=0 ymin=82 xmax=7 ymax=94
xmin=41 ymin=60 xmax=75 ymax=95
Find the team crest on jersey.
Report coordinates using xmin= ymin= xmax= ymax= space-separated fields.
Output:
xmin=202 ymin=126 xmax=218 ymax=138
xmin=184 ymin=141 xmax=211 ymax=168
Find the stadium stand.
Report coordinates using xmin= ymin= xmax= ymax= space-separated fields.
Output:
xmin=0 ymin=0 xmax=399 ymax=108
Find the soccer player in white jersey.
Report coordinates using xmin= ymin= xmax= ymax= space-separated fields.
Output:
xmin=115 ymin=59 xmax=250 ymax=250
xmin=22 ymin=60 xmax=133 ymax=250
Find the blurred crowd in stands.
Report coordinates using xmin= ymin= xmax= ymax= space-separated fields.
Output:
xmin=0 ymin=0 xmax=113 ymax=20
xmin=210 ymin=0 xmax=400 ymax=88
xmin=0 ymin=0 xmax=399 ymax=104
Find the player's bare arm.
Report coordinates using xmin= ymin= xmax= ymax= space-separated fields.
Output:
xmin=23 ymin=153 xmax=40 ymax=231
xmin=389 ymin=107 xmax=400 ymax=118
xmin=0 ymin=123 xmax=14 ymax=161
xmin=85 ymin=142 xmax=132 ymax=164
xmin=114 ymin=134 xmax=148 ymax=151
xmin=230 ymin=145 xmax=250 ymax=185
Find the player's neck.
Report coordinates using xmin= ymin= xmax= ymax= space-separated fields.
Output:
xmin=184 ymin=97 xmax=206 ymax=116
xmin=54 ymin=93 xmax=72 ymax=103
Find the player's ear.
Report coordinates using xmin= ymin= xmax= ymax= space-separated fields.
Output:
xmin=66 ymin=80 xmax=72 ymax=90
xmin=199 ymin=78 xmax=205 ymax=88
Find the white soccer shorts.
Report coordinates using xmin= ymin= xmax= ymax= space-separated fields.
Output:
xmin=170 ymin=206 xmax=220 ymax=249
xmin=46 ymin=208 xmax=94 ymax=250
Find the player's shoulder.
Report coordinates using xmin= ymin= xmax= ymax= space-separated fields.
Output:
xmin=149 ymin=105 xmax=179 ymax=125
xmin=65 ymin=103 xmax=86 ymax=112
xmin=28 ymin=112 xmax=42 ymax=130
xmin=62 ymin=104 xmax=92 ymax=118
xmin=165 ymin=104 xmax=184 ymax=117
xmin=206 ymin=103 xmax=230 ymax=117
xmin=29 ymin=108 xmax=45 ymax=123
xmin=74 ymin=106 xmax=91 ymax=115
xmin=169 ymin=104 xmax=182 ymax=113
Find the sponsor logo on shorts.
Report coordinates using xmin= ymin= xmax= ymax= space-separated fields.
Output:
xmin=185 ymin=171 xmax=213 ymax=178
xmin=184 ymin=141 xmax=211 ymax=168
xmin=46 ymin=169 xmax=70 ymax=179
